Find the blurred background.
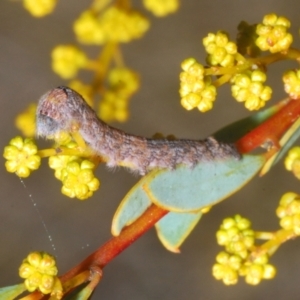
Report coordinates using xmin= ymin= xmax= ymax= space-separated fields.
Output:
xmin=1 ymin=1 xmax=300 ymax=299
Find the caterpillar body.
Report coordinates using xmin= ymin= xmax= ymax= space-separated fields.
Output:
xmin=36 ymin=86 xmax=241 ymax=175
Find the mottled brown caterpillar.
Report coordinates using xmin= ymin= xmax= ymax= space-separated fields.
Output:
xmin=36 ymin=86 xmax=241 ymax=175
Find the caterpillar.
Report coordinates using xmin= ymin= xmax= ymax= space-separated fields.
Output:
xmin=36 ymin=86 xmax=241 ymax=175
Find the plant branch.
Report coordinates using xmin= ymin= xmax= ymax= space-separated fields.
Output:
xmin=59 ymin=204 xmax=168 ymax=283
xmin=57 ymin=97 xmax=300 ymax=287
xmin=235 ymin=98 xmax=300 ymax=154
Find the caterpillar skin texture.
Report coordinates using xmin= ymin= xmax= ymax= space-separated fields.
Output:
xmin=36 ymin=86 xmax=241 ymax=175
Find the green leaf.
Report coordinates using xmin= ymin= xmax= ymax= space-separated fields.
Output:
xmin=144 ymin=155 xmax=265 ymax=212
xmin=112 ymin=176 xmax=152 ymax=236
xmin=0 ymin=283 xmax=26 ymax=300
xmin=155 ymin=210 xmax=202 ymax=252
xmin=64 ymin=282 xmax=91 ymax=300
xmin=112 ymin=155 xmax=265 ymax=238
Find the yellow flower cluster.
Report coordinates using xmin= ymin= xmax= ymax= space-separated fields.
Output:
xmin=231 ymin=70 xmax=272 ymax=110
xmin=19 ymin=252 xmax=61 ymax=296
xmin=179 ymin=58 xmax=216 ymax=112
xmin=61 ymin=160 xmax=100 ymax=200
xmin=3 ymin=137 xmax=41 ymax=178
xmin=15 ymin=103 xmax=36 ymax=138
xmin=99 ymin=68 xmax=139 ymax=122
xmin=256 ymin=13 xmax=293 ymax=53
xmin=213 ymin=215 xmax=276 ymax=285
xmin=74 ymin=7 xmax=150 ymax=45
xmin=23 ymin=0 xmax=57 ymax=17
xmin=203 ymin=31 xmax=238 ymax=67
xmin=213 ymin=251 xmax=275 ymax=286
xmin=282 ymin=69 xmax=300 ymax=98
xmin=143 ymin=0 xmax=179 ymax=17
xmin=276 ymin=192 xmax=300 ymax=235
xmin=216 ymin=215 xmax=255 ymax=259
xmin=51 ymin=45 xmax=88 ymax=79
xmin=49 ymin=142 xmax=100 ymax=200
xmin=48 ymin=140 xmax=100 ymax=200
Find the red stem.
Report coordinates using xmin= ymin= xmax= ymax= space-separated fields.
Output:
xmin=235 ymin=99 xmax=300 ymax=154
xmin=59 ymin=204 xmax=168 ymax=283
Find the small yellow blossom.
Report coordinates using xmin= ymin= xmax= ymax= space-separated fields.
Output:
xmin=48 ymin=142 xmax=80 ymax=180
xmin=3 ymin=136 xmax=41 ymax=177
xmin=73 ymin=10 xmax=105 ymax=44
xmin=276 ymin=192 xmax=300 ymax=218
xmin=15 ymin=103 xmax=36 ymax=137
xmin=179 ymin=58 xmax=216 ymax=112
xmin=61 ymin=160 xmax=100 ymax=200
xmin=212 ymin=252 xmax=241 ymax=285
xmin=262 ymin=264 xmax=277 ymax=279
xmin=244 ymin=264 xmax=264 ymax=285
xmin=284 ymin=146 xmax=300 ymax=179
xmin=231 ymin=70 xmax=272 ymax=110
xmin=216 ymin=215 xmax=254 ymax=259
xmin=282 ymin=70 xmax=300 ymax=98
xmin=52 ymin=131 xmax=73 ymax=146
xmin=256 ymin=13 xmax=293 ymax=53
xmin=99 ymin=91 xmax=129 ymax=122
xmin=143 ymin=0 xmax=179 ymax=17
xmin=203 ymin=31 xmax=237 ymax=67
xmin=276 ymin=192 xmax=300 ymax=235
xmin=108 ymin=68 xmax=139 ymax=96
xmin=241 ymin=255 xmax=276 ymax=285
xmin=49 ymin=155 xmax=78 ymax=180
xmin=51 ymin=45 xmax=88 ymax=79
xmin=23 ymin=0 xmax=57 ymax=17
xmin=19 ymin=252 xmax=61 ymax=295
